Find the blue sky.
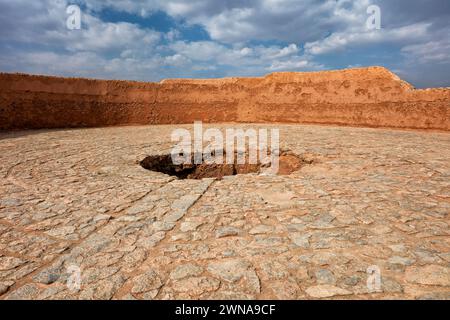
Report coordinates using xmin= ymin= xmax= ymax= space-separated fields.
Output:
xmin=0 ymin=0 xmax=449 ymax=88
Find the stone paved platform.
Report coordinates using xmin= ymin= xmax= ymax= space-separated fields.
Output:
xmin=0 ymin=124 xmax=449 ymax=300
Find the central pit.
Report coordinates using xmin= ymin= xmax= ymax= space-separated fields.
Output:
xmin=140 ymin=151 xmax=313 ymax=179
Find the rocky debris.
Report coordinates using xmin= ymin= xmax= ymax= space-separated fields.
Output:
xmin=169 ymin=264 xmax=203 ymax=280
xmin=305 ymin=285 xmax=352 ymax=298
xmin=0 ymin=282 xmax=12 ymax=295
xmin=5 ymin=284 xmax=40 ymax=300
xmin=180 ymin=220 xmax=204 ymax=233
xmin=270 ymin=279 xmax=300 ymax=299
xmin=289 ymin=233 xmax=311 ymax=248
xmin=131 ymin=270 xmax=163 ymax=295
xmin=260 ymin=260 xmax=290 ymax=281
xmin=416 ymin=292 xmax=450 ymax=300
xmin=405 ymin=265 xmax=450 ymax=286
xmin=388 ymin=256 xmax=415 ymax=266
xmin=33 ymin=267 xmax=62 ymax=284
xmin=207 ymin=259 xmax=253 ymax=283
xmin=172 ymin=277 xmax=220 ymax=296
xmin=90 ymin=274 xmax=127 ymax=300
xmin=382 ymin=278 xmax=403 ymax=293
xmin=207 ymin=259 xmax=260 ymax=294
xmin=343 ymin=275 xmax=361 ymax=287
xmin=249 ymin=224 xmax=273 ymax=235
xmin=215 ymin=226 xmax=241 ymax=238
xmin=0 ymin=256 xmax=26 ymax=271
xmin=315 ymin=269 xmax=336 ymax=285
xmin=136 ymin=231 xmax=166 ymax=249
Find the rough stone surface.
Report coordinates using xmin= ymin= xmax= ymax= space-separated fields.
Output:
xmin=405 ymin=265 xmax=450 ymax=286
xmin=305 ymin=285 xmax=352 ymax=298
xmin=169 ymin=264 xmax=203 ymax=280
xmin=131 ymin=270 xmax=163 ymax=294
xmin=0 ymin=124 xmax=449 ymax=300
xmin=215 ymin=227 xmax=242 ymax=238
xmin=207 ymin=259 xmax=252 ymax=283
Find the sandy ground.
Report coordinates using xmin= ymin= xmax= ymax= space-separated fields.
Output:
xmin=0 ymin=124 xmax=449 ymax=300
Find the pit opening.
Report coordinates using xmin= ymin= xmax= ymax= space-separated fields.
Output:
xmin=140 ymin=150 xmax=313 ymax=180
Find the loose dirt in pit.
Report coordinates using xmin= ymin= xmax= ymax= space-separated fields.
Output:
xmin=140 ymin=151 xmax=314 ymax=179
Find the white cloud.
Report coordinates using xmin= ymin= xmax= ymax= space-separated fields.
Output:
xmin=0 ymin=0 xmax=317 ymax=81
xmin=402 ymin=39 xmax=450 ymax=63
xmin=268 ymin=58 xmax=323 ymax=71
xmin=169 ymin=41 xmax=226 ymax=61
xmin=164 ymin=53 xmax=191 ymax=67
xmin=71 ymin=0 xmax=371 ymax=44
xmin=304 ymin=22 xmax=431 ymax=55
xmin=166 ymin=40 xmax=310 ymax=72
xmin=63 ymin=15 xmax=160 ymax=53
xmin=269 ymin=44 xmax=299 ymax=59
xmin=200 ymin=8 xmax=258 ymax=44
xmin=165 ymin=29 xmax=181 ymax=42
xmin=0 ymin=0 xmax=160 ymax=55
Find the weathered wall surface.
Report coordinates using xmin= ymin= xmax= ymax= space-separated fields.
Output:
xmin=0 ymin=74 xmax=159 ymax=129
xmin=1 ymin=67 xmax=449 ymax=130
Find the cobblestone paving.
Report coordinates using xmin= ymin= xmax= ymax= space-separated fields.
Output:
xmin=0 ymin=124 xmax=449 ymax=300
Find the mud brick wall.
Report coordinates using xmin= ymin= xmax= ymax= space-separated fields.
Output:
xmin=1 ymin=67 xmax=449 ymax=130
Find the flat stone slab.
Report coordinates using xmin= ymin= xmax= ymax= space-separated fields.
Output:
xmin=0 ymin=124 xmax=449 ymax=300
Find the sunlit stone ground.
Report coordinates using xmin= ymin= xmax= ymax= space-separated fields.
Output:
xmin=0 ymin=124 xmax=449 ymax=299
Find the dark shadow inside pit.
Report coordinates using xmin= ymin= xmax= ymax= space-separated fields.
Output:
xmin=140 ymin=151 xmax=313 ymax=180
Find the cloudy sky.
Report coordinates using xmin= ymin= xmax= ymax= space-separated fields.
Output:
xmin=0 ymin=0 xmax=449 ymax=88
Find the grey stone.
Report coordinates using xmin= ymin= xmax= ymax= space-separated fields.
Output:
xmin=152 ymin=221 xmax=176 ymax=232
xmin=33 ymin=267 xmax=62 ymax=284
xmin=6 ymin=284 xmax=40 ymax=300
xmin=315 ymin=269 xmax=336 ymax=285
xmin=405 ymin=265 xmax=450 ymax=286
xmin=83 ymin=266 xmax=121 ymax=284
xmin=246 ymin=270 xmax=261 ymax=294
xmin=261 ymin=260 xmax=289 ymax=280
xmin=137 ymin=231 xmax=166 ymax=249
xmin=180 ymin=221 xmax=204 ymax=232
xmin=93 ymin=274 xmax=127 ymax=300
xmin=249 ymin=225 xmax=273 ymax=235
xmin=172 ymin=277 xmax=220 ymax=296
xmin=215 ymin=226 xmax=241 ymax=238
xmin=207 ymin=259 xmax=252 ymax=282
xmin=0 ymin=256 xmax=25 ymax=271
xmin=209 ymin=291 xmax=254 ymax=300
xmin=254 ymin=236 xmax=284 ymax=247
xmin=343 ymin=275 xmax=361 ymax=286
xmin=305 ymin=285 xmax=351 ymax=298
xmin=310 ymin=213 xmax=336 ymax=229
xmin=289 ymin=233 xmax=310 ymax=248
xmin=0 ymin=282 xmax=12 ymax=295
xmin=142 ymin=289 xmax=159 ymax=300
xmin=382 ymin=277 xmax=403 ymax=293
xmin=169 ymin=264 xmax=203 ymax=280
xmin=388 ymin=256 xmax=415 ymax=266
xmin=414 ymin=248 xmax=441 ymax=264
xmin=132 ymin=270 xmax=163 ymax=294
xmin=171 ymin=195 xmax=199 ymax=211
xmin=416 ymin=292 xmax=450 ymax=300
xmin=46 ymin=226 xmax=77 ymax=239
